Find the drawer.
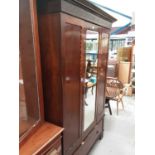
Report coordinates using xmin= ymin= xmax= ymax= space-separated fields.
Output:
xmin=74 ymin=120 xmax=103 ymax=155
xmin=37 ymin=136 xmax=62 ymax=155
xmin=45 ymin=144 xmax=61 ymax=155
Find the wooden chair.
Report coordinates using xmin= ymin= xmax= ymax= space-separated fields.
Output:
xmin=105 ymin=77 xmax=126 ymax=115
xmin=105 ymin=98 xmax=112 ymax=115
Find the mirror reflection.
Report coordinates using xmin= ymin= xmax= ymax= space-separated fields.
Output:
xmin=83 ymin=30 xmax=99 ymax=131
xmin=19 ymin=54 xmax=40 ymax=137
xmin=19 ymin=57 xmax=28 ymax=136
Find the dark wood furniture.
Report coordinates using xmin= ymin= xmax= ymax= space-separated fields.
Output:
xmin=19 ymin=0 xmax=63 ymax=154
xmin=19 ymin=0 xmax=44 ymax=144
xmin=20 ymin=122 xmax=63 ymax=155
xmin=37 ymin=0 xmax=116 ymax=155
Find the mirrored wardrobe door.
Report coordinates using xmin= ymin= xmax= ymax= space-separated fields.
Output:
xmin=83 ymin=30 xmax=99 ymax=131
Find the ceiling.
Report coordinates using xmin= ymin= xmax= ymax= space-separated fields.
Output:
xmin=88 ymin=0 xmax=135 ymax=27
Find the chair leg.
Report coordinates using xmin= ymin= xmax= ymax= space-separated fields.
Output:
xmin=108 ymin=101 xmax=112 ymax=115
xmin=117 ymin=101 xmax=119 ymax=115
xmin=121 ymin=98 xmax=124 ymax=110
xmin=105 ymin=98 xmax=112 ymax=115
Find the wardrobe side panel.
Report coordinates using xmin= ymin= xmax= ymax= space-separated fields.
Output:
xmin=38 ymin=13 xmax=63 ymax=125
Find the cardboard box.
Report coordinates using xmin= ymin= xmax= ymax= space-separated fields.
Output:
xmin=118 ymin=61 xmax=131 ymax=84
xmin=117 ymin=47 xmax=132 ymax=62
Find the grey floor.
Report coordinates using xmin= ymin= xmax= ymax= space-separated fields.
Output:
xmin=89 ymin=96 xmax=135 ymax=155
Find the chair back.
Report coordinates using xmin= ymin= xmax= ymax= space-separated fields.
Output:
xmin=106 ymin=77 xmax=124 ymax=99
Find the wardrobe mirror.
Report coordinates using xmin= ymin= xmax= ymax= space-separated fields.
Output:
xmin=83 ymin=30 xmax=99 ymax=131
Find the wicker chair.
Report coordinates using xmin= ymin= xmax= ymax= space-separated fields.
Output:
xmin=105 ymin=77 xmax=126 ymax=115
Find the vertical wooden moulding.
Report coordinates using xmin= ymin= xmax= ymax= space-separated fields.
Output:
xmin=96 ymin=30 xmax=110 ymax=120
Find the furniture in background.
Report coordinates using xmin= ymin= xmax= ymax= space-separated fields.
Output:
xmin=107 ymin=44 xmax=135 ymax=96
xmin=106 ymin=60 xmax=118 ymax=78
xmin=117 ymin=46 xmax=133 ymax=85
xmin=118 ymin=61 xmax=131 ymax=84
xmin=107 ymin=61 xmax=131 ymax=85
xmin=37 ymin=0 xmax=116 ymax=154
xmin=106 ymin=77 xmax=125 ymax=115
xmin=19 ymin=0 xmax=63 ymax=154
xmin=131 ymin=41 xmax=135 ymax=94
xmin=117 ymin=47 xmax=132 ymax=62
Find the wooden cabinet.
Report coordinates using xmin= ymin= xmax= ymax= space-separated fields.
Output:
xmin=20 ymin=122 xmax=63 ymax=155
xmin=37 ymin=0 xmax=116 ymax=155
xmin=19 ymin=0 xmax=63 ymax=154
xmin=19 ymin=0 xmax=44 ymax=144
xmin=73 ymin=120 xmax=103 ymax=155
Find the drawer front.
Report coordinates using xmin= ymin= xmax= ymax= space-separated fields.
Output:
xmin=74 ymin=120 xmax=103 ymax=155
xmin=36 ymin=136 xmax=62 ymax=155
xmin=45 ymin=145 xmax=61 ymax=155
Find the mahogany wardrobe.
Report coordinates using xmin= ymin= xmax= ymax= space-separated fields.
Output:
xmin=37 ymin=0 xmax=116 ymax=155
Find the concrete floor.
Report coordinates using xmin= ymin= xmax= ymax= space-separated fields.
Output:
xmin=89 ymin=95 xmax=135 ymax=155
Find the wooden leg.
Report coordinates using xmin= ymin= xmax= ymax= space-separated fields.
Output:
xmin=108 ymin=101 xmax=112 ymax=115
xmin=121 ymin=98 xmax=124 ymax=110
xmin=117 ymin=101 xmax=119 ymax=115
xmin=105 ymin=98 xmax=112 ymax=115
xmin=99 ymin=132 xmax=103 ymax=140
